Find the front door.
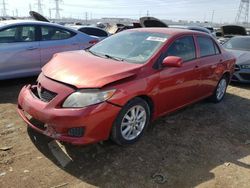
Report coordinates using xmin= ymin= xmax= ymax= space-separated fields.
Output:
xmin=157 ymin=35 xmax=200 ymax=115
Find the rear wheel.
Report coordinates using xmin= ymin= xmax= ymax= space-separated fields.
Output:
xmin=111 ymin=97 xmax=150 ymax=145
xmin=210 ymin=75 xmax=228 ymax=103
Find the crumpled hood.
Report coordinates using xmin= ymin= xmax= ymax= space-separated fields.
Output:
xmin=227 ymin=49 xmax=250 ymax=65
xmin=42 ymin=51 xmax=142 ymax=88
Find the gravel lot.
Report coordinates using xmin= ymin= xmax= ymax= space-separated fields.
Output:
xmin=0 ymin=77 xmax=250 ymax=188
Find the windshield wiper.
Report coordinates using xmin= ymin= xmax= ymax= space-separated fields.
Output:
xmin=86 ymin=49 xmax=104 ymax=58
xmin=86 ymin=50 xmax=124 ymax=61
xmin=104 ymin=54 xmax=124 ymax=61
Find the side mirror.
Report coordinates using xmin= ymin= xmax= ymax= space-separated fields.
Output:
xmin=162 ymin=56 xmax=183 ymax=68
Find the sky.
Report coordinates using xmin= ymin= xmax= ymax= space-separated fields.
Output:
xmin=3 ymin=0 xmax=244 ymax=23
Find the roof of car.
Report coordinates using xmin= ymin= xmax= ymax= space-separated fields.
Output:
xmin=0 ymin=19 xmax=69 ymax=28
xmin=128 ymin=27 xmax=208 ymax=36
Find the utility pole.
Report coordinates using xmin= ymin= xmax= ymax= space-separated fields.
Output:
xmin=53 ymin=0 xmax=62 ymax=19
xmin=85 ymin=12 xmax=88 ymax=24
xmin=211 ymin=10 xmax=215 ymax=23
xmin=146 ymin=10 xmax=149 ymax=17
xmin=49 ymin=8 xmax=51 ymax=19
xmin=36 ymin=0 xmax=43 ymax=14
xmin=1 ymin=0 xmax=7 ymax=17
xmin=29 ymin=3 xmax=32 ymax=11
xmin=15 ymin=8 xmax=18 ymax=17
xmin=235 ymin=0 xmax=249 ymax=24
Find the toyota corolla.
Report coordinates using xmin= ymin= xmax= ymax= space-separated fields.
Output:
xmin=17 ymin=28 xmax=235 ymax=145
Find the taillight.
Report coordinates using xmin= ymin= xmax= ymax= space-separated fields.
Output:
xmin=89 ymin=39 xmax=99 ymax=45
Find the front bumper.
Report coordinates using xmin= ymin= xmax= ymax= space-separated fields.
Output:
xmin=232 ymin=68 xmax=250 ymax=83
xmin=17 ymin=74 xmax=121 ymax=145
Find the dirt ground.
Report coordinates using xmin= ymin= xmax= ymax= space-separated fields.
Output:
xmin=0 ymin=77 xmax=249 ymax=188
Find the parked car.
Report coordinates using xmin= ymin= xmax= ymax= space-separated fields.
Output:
xmin=0 ymin=20 xmax=98 ymax=80
xmin=17 ymin=28 xmax=235 ymax=145
xmin=169 ymin=25 xmax=214 ymax=35
xmin=69 ymin=25 xmax=110 ymax=40
xmin=223 ymin=36 xmax=250 ymax=83
xmin=217 ymin=25 xmax=247 ymax=44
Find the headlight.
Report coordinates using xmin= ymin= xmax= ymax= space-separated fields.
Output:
xmin=241 ymin=64 xmax=250 ymax=69
xmin=62 ymin=89 xmax=116 ymax=108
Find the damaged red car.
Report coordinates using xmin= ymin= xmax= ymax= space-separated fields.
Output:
xmin=17 ymin=28 xmax=235 ymax=145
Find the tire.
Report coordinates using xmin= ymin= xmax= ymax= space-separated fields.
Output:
xmin=210 ymin=75 xmax=229 ymax=103
xmin=111 ymin=97 xmax=150 ymax=145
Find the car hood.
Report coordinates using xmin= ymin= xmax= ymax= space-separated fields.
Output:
xmin=42 ymin=51 xmax=142 ymax=88
xmin=221 ymin=25 xmax=246 ymax=36
xmin=139 ymin=17 xmax=168 ymax=27
xmin=226 ymin=49 xmax=250 ymax=65
xmin=29 ymin=11 xmax=50 ymax=22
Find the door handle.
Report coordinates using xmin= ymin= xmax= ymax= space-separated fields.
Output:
xmin=27 ymin=46 xmax=38 ymax=50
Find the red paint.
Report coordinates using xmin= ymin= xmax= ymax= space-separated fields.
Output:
xmin=17 ymin=28 xmax=235 ymax=145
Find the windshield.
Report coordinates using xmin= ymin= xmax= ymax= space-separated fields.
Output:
xmin=89 ymin=31 xmax=168 ymax=64
xmin=223 ymin=37 xmax=250 ymax=51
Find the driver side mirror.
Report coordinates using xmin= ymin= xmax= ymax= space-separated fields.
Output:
xmin=162 ymin=56 xmax=183 ymax=68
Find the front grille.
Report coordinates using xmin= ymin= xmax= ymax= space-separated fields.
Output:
xmin=239 ymin=73 xmax=250 ymax=81
xmin=32 ymin=85 xmax=57 ymax=102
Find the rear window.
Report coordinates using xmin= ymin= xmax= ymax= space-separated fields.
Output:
xmin=41 ymin=26 xmax=76 ymax=41
xmin=79 ymin=28 xmax=108 ymax=37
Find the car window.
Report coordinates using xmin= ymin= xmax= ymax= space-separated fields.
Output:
xmin=197 ymin=36 xmax=216 ymax=57
xmin=79 ymin=28 xmax=108 ymax=37
xmin=214 ymin=42 xmax=220 ymax=54
xmin=0 ymin=26 xmax=36 ymax=43
xmin=41 ymin=26 xmax=75 ymax=41
xmin=166 ymin=36 xmax=196 ymax=62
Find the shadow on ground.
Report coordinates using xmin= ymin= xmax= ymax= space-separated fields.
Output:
xmin=0 ymin=76 xmax=37 ymax=104
xmin=26 ymin=90 xmax=250 ymax=188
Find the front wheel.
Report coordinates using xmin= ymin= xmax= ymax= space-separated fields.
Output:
xmin=210 ymin=75 xmax=228 ymax=103
xmin=111 ymin=97 xmax=150 ymax=145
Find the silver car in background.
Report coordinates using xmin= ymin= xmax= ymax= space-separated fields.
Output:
xmin=0 ymin=20 xmax=98 ymax=80
xmin=223 ymin=36 xmax=250 ymax=83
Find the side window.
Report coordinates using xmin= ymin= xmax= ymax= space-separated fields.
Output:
xmin=0 ymin=26 xmax=35 ymax=43
xmin=21 ymin=26 xmax=36 ymax=42
xmin=79 ymin=28 xmax=107 ymax=37
xmin=41 ymin=26 xmax=75 ymax=41
xmin=166 ymin=36 xmax=196 ymax=62
xmin=197 ymin=36 xmax=216 ymax=57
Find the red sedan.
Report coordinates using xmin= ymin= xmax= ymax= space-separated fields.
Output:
xmin=17 ymin=28 xmax=235 ymax=145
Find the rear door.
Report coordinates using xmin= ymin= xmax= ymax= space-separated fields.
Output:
xmin=195 ymin=35 xmax=223 ymax=97
xmin=158 ymin=35 xmax=200 ymax=115
xmin=0 ymin=25 xmax=41 ymax=79
xmin=39 ymin=25 xmax=80 ymax=67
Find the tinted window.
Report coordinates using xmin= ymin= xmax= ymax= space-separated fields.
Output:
xmin=166 ymin=36 xmax=196 ymax=62
xmin=41 ymin=26 xmax=75 ymax=41
xmin=79 ymin=28 xmax=108 ymax=37
xmin=197 ymin=36 xmax=216 ymax=57
xmin=0 ymin=26 xmax=36 ymax=43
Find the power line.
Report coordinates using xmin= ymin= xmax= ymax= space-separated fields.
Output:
xmin=53 ymin=0 xmax=62 ymax=19
xmin=35 ymin=0 xmax=43 ymax=14
xmin=0 ymin=0 xmax=8 ymax=17
xmin=235 ymin=0 xmax=249 ymax=24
